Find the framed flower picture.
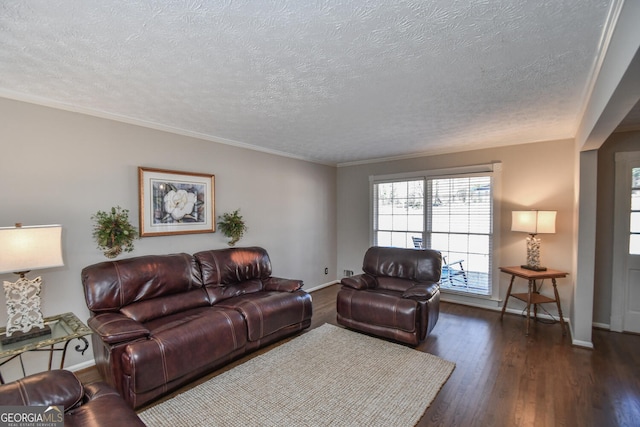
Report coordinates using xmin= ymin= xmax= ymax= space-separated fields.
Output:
xmin=138 ymin=167 xmax=215 ymax=237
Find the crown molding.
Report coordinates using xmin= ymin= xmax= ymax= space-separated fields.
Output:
xmin=0 ymin=90 xmax=337 ymax=167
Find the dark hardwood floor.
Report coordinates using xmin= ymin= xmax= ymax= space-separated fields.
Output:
xmin=76 ymin=285 xmax=640 ymax=426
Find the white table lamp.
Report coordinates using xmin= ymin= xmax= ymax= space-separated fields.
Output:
xmin=511 ymin=211 xmax=556 ymax=271
xmin=0 ymin=223 xmax=63 ymax=344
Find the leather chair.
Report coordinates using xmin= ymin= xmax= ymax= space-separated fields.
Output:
xmin=0 ymin=370 xmax=145 ymax=427
xmin=336 ymin=246 xmax=442 ymax=345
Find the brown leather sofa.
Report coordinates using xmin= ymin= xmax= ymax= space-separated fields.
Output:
xmin=81 ymin=246 xmax=312 ymax=408
xmin=0 ymin=370 xmax=145 ymax=427
xmin=336 ymin=246 xmax=442 ymax=345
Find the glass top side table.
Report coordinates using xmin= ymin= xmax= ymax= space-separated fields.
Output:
xmin=0 ymin=312 xmax=92 ymax=383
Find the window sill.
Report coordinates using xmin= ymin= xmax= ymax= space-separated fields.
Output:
xmin=440 ymin=289 xmax=502 ymax=310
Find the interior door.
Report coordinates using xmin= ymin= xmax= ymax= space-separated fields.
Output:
xmin=611 ymin=151 xmax=640 ymax=333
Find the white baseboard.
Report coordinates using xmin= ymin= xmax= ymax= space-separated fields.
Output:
xmin=440 ymin=293 xmax=503 ymax=310
xmin=66 ymin=359 xmax=96 ymax=372
xmin=571 ymin=338 xmax=595 ymax=349
xmin=569 ymin=321 xmax=595 ymax=349
xmin=306 ymin=281 xmax=340 ymax=293
xmin=592 ymin=321 xmax=610 ymax=330
xmin=498 ymin=306 xmax=567 ymax=322
xmin=441 ymin=292 xmax=563 ymax=321
xmin=312 ymin=282 xmax=567 ymax=322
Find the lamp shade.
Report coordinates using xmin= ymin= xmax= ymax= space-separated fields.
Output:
xmin=0 ymin=224 xmax=64 ymax=274
xmin=511 ymin=211 xmax=556 ymax=234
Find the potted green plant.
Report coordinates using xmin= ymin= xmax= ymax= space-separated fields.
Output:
xmin=92 ymin=206 xmax=138 ymax=258
xmin=217 ymin=209 xmax=247 ymax=246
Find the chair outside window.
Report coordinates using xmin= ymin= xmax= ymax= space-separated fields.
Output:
xmin=412 ymin=237 xmax=468 ymax=287
xmin=412 ymin=236 xmax=423 ymax=249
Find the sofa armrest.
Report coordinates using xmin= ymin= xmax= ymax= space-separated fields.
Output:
xmin=341 ymin=274 xmax=376 ymax=290
xmin=402 ymin=282 xmax=440 ymax=301
xmin=264 ymin=277 xmax=303 ymax=292
xmin=88 ymin=313 xmax=150 ymax=345
xmin=0 ymin=370 xmax=84 ymax=410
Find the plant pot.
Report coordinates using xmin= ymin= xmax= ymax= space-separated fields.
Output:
xmin=103 ymin=245 xmax=123 ymax=259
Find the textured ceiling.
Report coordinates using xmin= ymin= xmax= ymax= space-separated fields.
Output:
xmin=0 ymin=0 xmax=616 ymax=165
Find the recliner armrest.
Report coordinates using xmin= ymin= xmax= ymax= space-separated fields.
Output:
xmin=341 ymin=274 xmax=376 ymax=290
xmin=0 ymin=370 xmax=84 ymax=409
xmin=402 ymin=282 xmax=439 ymax=301
xmin=264 ymin=277 xmax=303 ymax=292
xmin=69 ymin=381 xmax=147 ymax=426
xmin=88 ymin=313 xmax=150 ymax=345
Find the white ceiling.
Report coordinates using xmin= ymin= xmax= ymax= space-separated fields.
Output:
xmin=0 ymin=1 xmax=621 ymax=165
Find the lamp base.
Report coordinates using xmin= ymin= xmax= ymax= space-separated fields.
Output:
xmin=521 ymin=264 xmax=547 ymax=272
xmin=1 ymin=324 xmax=51 ymax=345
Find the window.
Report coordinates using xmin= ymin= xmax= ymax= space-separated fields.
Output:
xmin=374 ymin=179 xmax=424 ymax=249
xmin=372 ymin=166 xmax=496 ymax=296
xmin=630 ymin=167 xmax=640 ymax=255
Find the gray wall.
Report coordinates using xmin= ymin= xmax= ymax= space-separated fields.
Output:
xmin=0 ymin=97 xmax=337 ymax=380
xmin=594 ymin=130 xmax=640 ymax=326
xmin=337 ymin=139 xmax=576 ymax=312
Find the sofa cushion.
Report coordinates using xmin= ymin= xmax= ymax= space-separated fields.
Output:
xmin=362 ymin=246 xmax=442 ymax=283
xmin=204 ymin=279 xmax=264 ymax=305
xmin=122 ymin=307 xmax=246 ymax=393
xmin=336 ymin=288 xmax=418 ymax=333
xmin=82 ymin=253 xmax=203 ymax=313
xmin=194 ymin=247 xmax=272 ymax=286
xmin=376 ymin=276 xmax=417 ymax=293
xmin=120 ymin=288 xmax=210 ymax=323
xmin=217 ymin=290 xmax=312 ymax=342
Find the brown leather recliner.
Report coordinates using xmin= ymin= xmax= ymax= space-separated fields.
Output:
xmin=337 ymin=246 xmax=442 ymax=345
xmin=0 ymin=370 xmax=145 ymax=427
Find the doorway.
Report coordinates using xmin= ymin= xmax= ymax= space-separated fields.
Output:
xmin=611 ymin=151 xmax=640 ymax=333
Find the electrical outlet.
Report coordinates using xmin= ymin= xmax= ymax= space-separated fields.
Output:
xmin=343 ymin=270 xmax=354 ymax=277
xmin=324 ymin=267 xmax=328 ymax=275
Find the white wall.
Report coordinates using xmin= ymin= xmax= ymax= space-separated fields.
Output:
xmin=572 ymin=150 xmax=597 ymax=347
xmin=337 ymin=139 xmax=576 ymax=317
xmin=0 ymin=97 xmax=337 ymax=380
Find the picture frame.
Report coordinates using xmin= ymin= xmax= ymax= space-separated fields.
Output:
xmin=138 ymin=167 xmax=215 ymax=237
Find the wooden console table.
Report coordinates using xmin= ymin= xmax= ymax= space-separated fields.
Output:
xmin=499 ymin=266 xmax=567 ymax=336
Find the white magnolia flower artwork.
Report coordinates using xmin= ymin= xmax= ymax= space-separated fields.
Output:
xmin=140 ymin=167 xmax=214 ymax=237
xmin=164 ymin=189 xmax=197 ymax=221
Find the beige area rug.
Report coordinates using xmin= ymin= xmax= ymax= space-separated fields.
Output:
xmin=138 ymin=323 xmax=455 ymax=427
